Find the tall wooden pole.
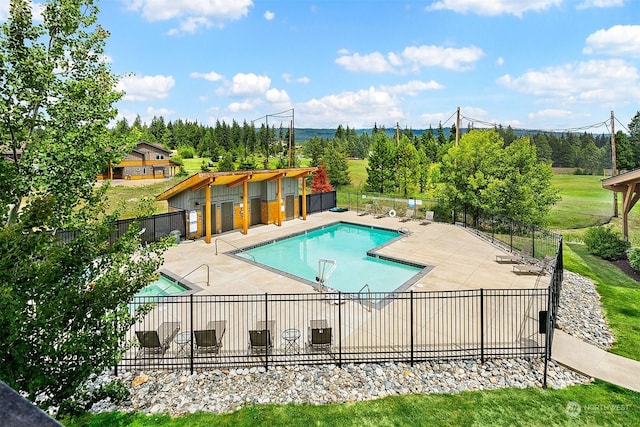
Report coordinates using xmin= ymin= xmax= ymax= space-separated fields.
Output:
xmin=611 ymin=110 xmax=618 ymax=217
xmin=455 ymin=107 xmax=461 ymax=146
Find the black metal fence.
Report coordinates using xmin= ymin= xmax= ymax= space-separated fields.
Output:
xmin=55 ymin=210 xmax=186 ymax=244
xmin=118 ymin=287 xmax=549 ymax=374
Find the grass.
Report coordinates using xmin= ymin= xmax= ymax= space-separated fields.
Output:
xmin=548 ymin=174 xmax=640 ymax=245
xmin=59 ymin=381 xmax=640 ymax=426
xmin=562 ymin=243 xmax=640 ymax=360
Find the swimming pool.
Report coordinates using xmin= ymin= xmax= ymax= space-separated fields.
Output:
xmin=235 ymin=222 xmax=429 ymax=294
xmin=135 ymin=273 xmax=190 ymax=297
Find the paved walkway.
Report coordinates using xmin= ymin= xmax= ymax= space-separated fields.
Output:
xmin=552 ymin=330 xmax=640 ymax=392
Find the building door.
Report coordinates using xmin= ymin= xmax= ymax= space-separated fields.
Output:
xmin=285 ymin=195 xmax=295 ymax=220
xmin=221 ymin=201 xmax=234 ymax=232
xmin=202 ymin=205 xmax=217 ymax=236
xmin=250 ymin=197 xmax=262 ymax=226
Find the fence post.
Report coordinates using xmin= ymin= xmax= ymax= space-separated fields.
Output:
xmin=510 ymin=220 xmax=514 ymax=251
xmin=338 ymin=292 xmax=343 ymax=367
xmin=542 ymin=286 xmax=552 ymax=389
xmin=189 ymin=294 xmax=194 ymax=375
xmin=114 ymin=316 xmax=118 ymax=376
xmin=480 ymin=288 xmax=485 ymax=363
xmin=264 ymin=293 xmax=269 ymax=371
xmin=410 ymin=291 xmax=414 ymax=367
xmin=531 ymin=226 xmax=536 ymax=259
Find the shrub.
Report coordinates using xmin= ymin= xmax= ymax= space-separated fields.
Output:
xmin=628 ymin=248 xmax=640 ymax=272
xmin=583 ymin=226 xmax=630 ymax=260
xmin=170 ymin=154 xmax=183 ymax=165
xmin=177 ymin=145 xmax=195 ymax=159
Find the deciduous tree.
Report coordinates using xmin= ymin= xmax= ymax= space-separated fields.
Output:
xmin=0 ymin=0 xmax=167 ymax=412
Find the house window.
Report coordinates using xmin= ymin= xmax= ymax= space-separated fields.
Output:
xmin=156 ymin=154 xmax=164 ymax=159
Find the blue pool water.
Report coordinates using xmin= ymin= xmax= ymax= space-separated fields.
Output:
xmin=238 ymin=222 xmax=424 ymax=293
xmin=135 ymin=274 xmax=189 ymax=297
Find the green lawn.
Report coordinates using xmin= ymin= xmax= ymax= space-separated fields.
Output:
xmin=59 ymin=381 xmax=640 ymax=427
xmin=563 ymin=243 xmax=640 ymax=360
xmin=548 ymin=174 xmax=640 ymax=245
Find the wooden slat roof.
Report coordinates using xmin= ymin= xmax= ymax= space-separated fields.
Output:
xmin=156 ymin=167 xmax=318 ymax=201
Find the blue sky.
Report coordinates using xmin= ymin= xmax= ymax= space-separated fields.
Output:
xmin=3 ymin=1 xmax=640 ymax=132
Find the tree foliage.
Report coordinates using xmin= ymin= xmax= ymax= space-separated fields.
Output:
xmin=0 ymin=0 xmax=129 ymax=228
xmin=440 ymin=130 xmax=559 ymax=225
xmin=310 ymin=164 xmax=333 ymax=193
xmin=365 ymin=133 xmax=396 ymax=193
xmin=0 ymin=0 xmax=168 ymax=412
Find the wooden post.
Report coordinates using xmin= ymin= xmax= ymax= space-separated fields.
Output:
xmin=242 ymin=180 xmax=249 ymax=235
xmin=276 ymin=177 xmax=282 ymax=226
xmin=204 ymin=184 xmax=211 ymax=244
xmin=611 ymin=110 xmax=618 ymax=217
xmin=455 ymin=106 xmax=461 ymax=146
xmin=301 ymin=176 xmax=307 ymax=220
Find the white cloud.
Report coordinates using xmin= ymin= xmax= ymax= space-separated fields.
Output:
xmin=116 ymin=74 xmax=175 ymax=101
xmin=402 ymin=45 xmax=484 ymax=71
xmin=282 ymin=73 xmax=310 ymax=84
xmin=226 ymin=72 xmax=271 ymax=96
xmin=427 ymin=0 xmax=562 ymax=17
xmin=265 ymin=88 xmax=290 ymax=104
xmin=496 ymin=59 xmax=640 ymax=105
xmin=335 ymin=52 xmax=394 ymax=73
xmin=496 ymin=57 xmax=504 ymax=66
xmin=528 ymin=109 xmax=574 ymax=120
xmin=336 ymin=45 xmax=484 ymax=73
xmin=167 ymin=16 xmax=211 ymax=35
xmin=228 ymin=100 xmax=258 ymax=113
xmin=190 ymin=71 xmax=224 ymax=81
xmin=264 ymin=10 xmax=275 ymax=20
xmin=381 ymin=80 xmax=444 ymax=95
xmin=297 ymin=86 xmax=404 ymax=128
xmin=576 ymin=0 xmax=624 ymax=10
xmin=124 ymin=0 xmax=253 ymax=35
xmin=583 ymin=25 xmax=640 ymax=58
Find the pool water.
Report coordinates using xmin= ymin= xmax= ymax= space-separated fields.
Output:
xmin=239 ymin=222 xmax=424 ymax=293
xmin=135 ymin=274 xmax=189 ymax=297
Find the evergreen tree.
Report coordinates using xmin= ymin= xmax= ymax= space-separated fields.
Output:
xmin=365 ymin=132 xmax=396 ymax=193
xmin=396 ymin=135 xmax=419 ymax=196
xmin=324 ymin=142 xmax=351 ymax=187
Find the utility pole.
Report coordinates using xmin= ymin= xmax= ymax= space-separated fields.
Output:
xmin=611 ymin=110 xmax=618 ymax=217
xmin=288 ymin=119 xmax=293 ymax=167
xmin=396 ymin=122 xmax=400 ymax=145
xmin=455 ymin=107 xmax=461 ymax=146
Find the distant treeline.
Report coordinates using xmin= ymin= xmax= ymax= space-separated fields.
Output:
xmin=112 ymin=113 xmax=640 ymax=174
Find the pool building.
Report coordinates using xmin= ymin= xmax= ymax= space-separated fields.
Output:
xmin=156 ymin=167 xmax=317 ymax=242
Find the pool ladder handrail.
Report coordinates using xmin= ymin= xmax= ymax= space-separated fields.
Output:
xmin=358 ymin=284 xmax=372 ymax=312
xmin=214 ymin=237 xmax=255 ymax=261
xmin=316 ymin=258 xmax=337 ymax=292
xmin=179 ymin=263 xmax=211 ymax=287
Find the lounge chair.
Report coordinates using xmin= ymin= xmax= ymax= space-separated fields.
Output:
xmin=375 ymin=206 xmax=390 ymax=218
xmin=496 ymin=244 xmax=531 ymax=264
xmin=420 ymin=210 xmax=434 ymax=225
xmin=513 ymin=256 xmax=555 ymax=275
xmin=306 ymin=319 xmax=332 ymax=353
xmin=358 ymin=203 xmax=373 ymax=216
xmin=248 ymin=320 xmax=275 ymax=354
xmin=399 ymin=209 xmax=414 ymax=222
xmin=194 ymin=320 xmax=226 ymax=354
xmin=135 ymin=321 xmax=180 ymax=358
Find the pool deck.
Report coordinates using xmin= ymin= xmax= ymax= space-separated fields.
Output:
xmin=160 ymin=210 xmax=546 ymax=295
